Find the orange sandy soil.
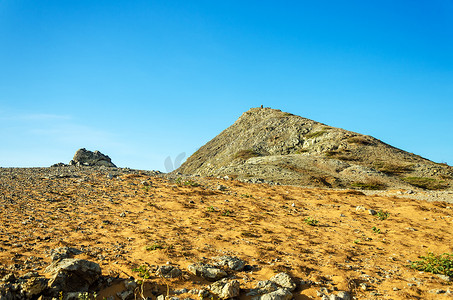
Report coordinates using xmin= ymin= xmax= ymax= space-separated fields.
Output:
xmin=0 ymin=168 xmax=452 ymax=299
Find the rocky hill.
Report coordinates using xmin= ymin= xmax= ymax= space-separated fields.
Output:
xmin=177 ymin=107 xmax=452 ymax=191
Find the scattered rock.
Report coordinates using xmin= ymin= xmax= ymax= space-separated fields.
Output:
xmin=247 ymin=280 xmax=279 ymax=296
xmin=187 ymin=263 xmax=227 ymax=281
xmin=117 ymin=290 xmax=134 ymax=300
xmin=124 ymin=279 xmax=138 ymax=291
xmin=254 ymin=288 xmax=292 ymax=300
xmin=50 ymin=247 xmax=83 ymax=262
xmin=215 ymin=256 xmax=246 ymax=271
xmin=21 ymin=276 xmax=48 ymax=298
xmin=436 ymin=274 xmax=452 ymax=282
xmin=156 ymin=265 xmax=182 ymax=278
xmin=198 ymin=289 xmax=212 ymax=299
xmin=217 ymin=185 xmax=227 ymax=191
xmin=210 ymin=278 xmax=240 ymax=299
xmin=269 ymin=273 xmax=296 ymax=291
xmin=335 ymin=291 xmax=351 ymax=300
xmin=368 ymin=209 xmax=377 ymax=216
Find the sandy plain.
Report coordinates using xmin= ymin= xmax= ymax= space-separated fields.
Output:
xmin=0 ymin=167 xmax=452 ymax=299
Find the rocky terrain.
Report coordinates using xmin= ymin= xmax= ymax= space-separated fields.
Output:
xmin=176 ymin=107 xmax=452 ymax=191
xmin=1 ymin=166 xmax=452 ymax=299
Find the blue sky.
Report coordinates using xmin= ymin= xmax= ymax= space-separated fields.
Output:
xmin=1 ymin=1 xmax=452 ymax=170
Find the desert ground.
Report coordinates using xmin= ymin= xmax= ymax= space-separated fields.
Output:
xmin=0 ymin=166 xmax=452 ymax=299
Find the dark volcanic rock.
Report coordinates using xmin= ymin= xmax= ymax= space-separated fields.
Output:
xmin=70 ymin=148 xmax=116 ymax=167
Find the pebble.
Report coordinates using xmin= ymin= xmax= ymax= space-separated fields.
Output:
xmin=368 ymin=209 xmax=377 ymax=215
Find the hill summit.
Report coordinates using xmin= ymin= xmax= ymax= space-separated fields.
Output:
xmin=177 ymin=107 xmax=452 ymax=190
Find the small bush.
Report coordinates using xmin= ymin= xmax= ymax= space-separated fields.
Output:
xmin=372 ymin=226 xmax=382 ymax=234
xmin=410 ymin=252 xmax=453 ymax=277
xmin=132 ymin=265 xmax=151 ymax=279
xmin=304 ymin=217 xmax=319 ymax=226
xmin=183 ymin=180 xmax=200 ymax=187
xmin=325 ymin=150 xmax=359 ymax=161
xmin=350 ymin=181 xmax=386 ymax=190
xmin=373 ymin=162 xmax=413 ymax=175
xmin=295 ymin=149 xmax=309 ymax=154
xmin=376 ymin=210 xmax=390 ymax=220
xmin=347 ymin=136 xmax=373 ymax=145
xmin=146 ymin=244 xmax=164 ymax=251
xmin=403 ymin=177 xmax=448 ymax=190
xmin=234 ymin=149 xmax=260 ymax=160
xmin=305 ymin=130 xmax=327 ymax=139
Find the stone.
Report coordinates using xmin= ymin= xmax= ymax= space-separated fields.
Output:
xmin=187 ymin=263 xmax=227 ymax=281
xmin=269 ymin=273 xmax=296 ymax=291
xmin=254 ymin=288 xmax=292 ymax=300
xmin=436 ymin=274 xmax=452 ymax=282
xmin=336 ymin=291 xmax=351 ymax=300
xmin=210 ymin=278 xmax=240 ymax=299
xmin=215 ymin=256 xmax=246 ymax=271
xmin=21 ymin=276 xmax=48 ymax=298
xmin=368 ymin=209 xmax=377 ymax=216
xmin=71 ymin=148 xmax=116 ymax=167
xmin=157 ymin=295 xmax=165 ymax=300
xmin=246 ymin=280 xmax=279 ymax=296
xmin=217 ymin=185 xmax=227 ymax=191
xmin=156 ymin=265 xmax=182 ymax=278
xmin=124 ymin=279 xmax=138 ymax=291
xmin=198 ymin=289 xmax=212 ymax=299
xmin=117 ymin=290 xmax=134 ymax=300
xmin=46 ymin=258 xmax=102 ymax=294
xmin=1 ymin=274 xmax=16 ymax=283
xmin=51 ymin=163 xmax=67 ymax=167
xmin=50 ymin=247 xmax=83 ymax=262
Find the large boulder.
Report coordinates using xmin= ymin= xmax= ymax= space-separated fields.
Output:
xmin=45 ymin=258 xmax=102 ymax=295
xmin=70 ymin=148 xmax=116 ymax=167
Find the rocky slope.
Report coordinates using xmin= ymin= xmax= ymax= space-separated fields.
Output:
xmin=177 ymin=107 xmax=452 ymax=190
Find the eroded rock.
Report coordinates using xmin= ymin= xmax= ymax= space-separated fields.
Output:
xmin=188 ymin=263 xmax=227 ymax=281
xmin=156 ymin=265 xmax=182 ymax=278
xmin=269 ymin=273 xmax=296 ymax=291
xmin=46 ymin=258 xmax=101 ymax=294
xmin=70 ymin=148 xmax=116 ymax=167
xmin=214 ymin=256 xmax=246 ymax=271
xmin=210 ymin=278 xmax=240 ymax=299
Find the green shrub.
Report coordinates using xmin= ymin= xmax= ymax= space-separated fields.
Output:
xmin=132 ymin=265 xmax=151 ymax=279
xmin=146 ymin=244 xmax=164 ymax=251
xmin=403 ymin=177 xmax=448 ymax=190
xmin=410 ymin=252 xmax=453 ymax=276
xmin=304 ymin=217 xmax=319 ymax=226
xmin=376 ymin=210 xmax=390 ymax=220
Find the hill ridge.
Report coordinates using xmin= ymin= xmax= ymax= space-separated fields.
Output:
xmin=177 ymin=107 xmax=452 ymax=190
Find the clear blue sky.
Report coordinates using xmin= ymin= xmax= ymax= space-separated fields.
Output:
xmin=1 ymin=1 xmax=452 ymax=170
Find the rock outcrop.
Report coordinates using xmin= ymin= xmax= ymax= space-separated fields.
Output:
xmin=46 ymin=258 xmax=102 ymax=295
xmin=176 ymin=107 xmax=452 ymax=190
xmin=69 ymin=148 xmax=116 ymax=167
